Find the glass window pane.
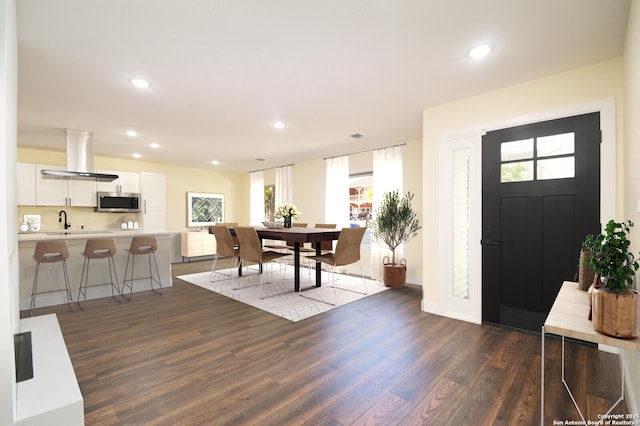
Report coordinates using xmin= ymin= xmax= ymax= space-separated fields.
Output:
xmin=537 ymin=133 xmax=575 ymax=157
xmin=537 ymin=157 xmax=575 ymax=180
xmin=452 ymin=148 xmax=470 ymax=300
xmin=501 ymin=139 xmax=533 ymax=162
xmin=501 ymin=161 xmax=534 ymax=183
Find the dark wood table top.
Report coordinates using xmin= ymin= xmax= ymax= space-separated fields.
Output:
xmin=253 ymin=227 xmax=341 ymax=243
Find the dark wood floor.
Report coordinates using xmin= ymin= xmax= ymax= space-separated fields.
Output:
xmin=24 ymin=259 xmax=628 ymax=425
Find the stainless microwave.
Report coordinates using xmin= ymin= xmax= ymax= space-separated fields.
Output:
xmin=97 ymin=192 xmax=141 ymax=213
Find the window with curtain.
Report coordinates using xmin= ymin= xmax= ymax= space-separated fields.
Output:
xmin=325 ymin=156 xmax=349 ymax=228
xmin=249 ymin=171 xmax=264 ymax=225
xmin=370 ymin=145 xmax=403 ymax=280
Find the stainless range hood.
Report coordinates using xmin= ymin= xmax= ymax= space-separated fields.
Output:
xmin=40 ymin=129 xmax=118 ymax=182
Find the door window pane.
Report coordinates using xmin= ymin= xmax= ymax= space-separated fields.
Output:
xmin=537 ymin=133 xmax=574 ymax=157
xmin=537 ymin=157 xmax=575 ymax=180
xmin=501 ymin=139 xmax=533 ymax=162
xmin=501 ymin=161 xmax=534 ymax=183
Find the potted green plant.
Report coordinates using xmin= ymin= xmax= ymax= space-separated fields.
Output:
xmin=370 ymin=190 xmax=421 ymax=287
xmin=582 ymin=219 xmax=640 ymax=338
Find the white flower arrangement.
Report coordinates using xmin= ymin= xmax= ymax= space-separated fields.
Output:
xmin=274 ymin=202 xmax=301 ymax=219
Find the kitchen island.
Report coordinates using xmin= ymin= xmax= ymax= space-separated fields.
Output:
xmin=18 ymin=229 xmax=177 ymax=310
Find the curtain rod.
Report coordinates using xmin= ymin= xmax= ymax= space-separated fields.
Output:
xmin=249 ymin=163 xmax=295 ymax=174
xmin=323 ymin=142 xmax=407 ymax=161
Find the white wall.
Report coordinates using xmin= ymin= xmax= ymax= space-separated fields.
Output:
xmin=0 ymin=0 xmax=19 ymax=423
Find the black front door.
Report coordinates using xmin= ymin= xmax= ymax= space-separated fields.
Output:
xmin=482 ymin=113 xmax=601 ymax=332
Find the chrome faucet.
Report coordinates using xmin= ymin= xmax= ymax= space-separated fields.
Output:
xmin=58 ymin=210 xmax=70 ymax=230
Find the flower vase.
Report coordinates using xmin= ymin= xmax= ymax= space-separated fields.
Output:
xmin=284 ymin=216 xmax=292 ymax=228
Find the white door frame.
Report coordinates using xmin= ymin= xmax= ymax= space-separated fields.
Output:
xmin=435 ymin=98 xmax=616 ymax=324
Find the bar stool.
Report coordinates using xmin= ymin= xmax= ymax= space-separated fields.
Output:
xmin=122 ymin=236 xmax=162 ymax=299
xmin=77 ymin=238 xmax=122 ymax=309
xmin=30 ymin=240 xmax=74 ymax=316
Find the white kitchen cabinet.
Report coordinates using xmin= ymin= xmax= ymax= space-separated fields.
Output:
xmin=140 ymin=172 xmax=166 ymax=230
xmin=96 ymin=170 xmax=140 ymax=193
xmin=17 ymin=162 xmax=37 ymax=205
xmin=35 ymin=164 xmax=97 ymax=207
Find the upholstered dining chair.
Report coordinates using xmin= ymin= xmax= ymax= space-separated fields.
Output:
xmin=210 ymin=225 xmax=241 ymax=282
xmin=301 ymin=223 xmax=337 ymax=278
xmin=210 ymin=222 xmax=239 ymax=247
xmin=234 ymin=226 xmax=290 ymax=298
xmin=302 ymin=226 xmax=368 ymax=306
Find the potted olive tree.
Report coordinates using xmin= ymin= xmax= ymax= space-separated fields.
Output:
xmin=582 ymin=219 xmax=640 ymax=338
xmin=370 ymin=190 xmax=421 ymax=287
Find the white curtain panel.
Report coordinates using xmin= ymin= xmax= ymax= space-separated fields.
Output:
xmin=275 ymin=165 xmax=293 ymax=208
xmin=324 ymin=155 xmax=350 ymax=228
xmin=249 ymin=171 xmax=264 ymax=225
xmin=370 ymin=145 xmax=404 ymax=280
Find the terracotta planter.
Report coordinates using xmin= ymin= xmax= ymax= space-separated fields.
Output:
xmin=383 ymin=258 xmax=407 ymax=288
xmin=592 ymin=286 xmax=640 ymax=338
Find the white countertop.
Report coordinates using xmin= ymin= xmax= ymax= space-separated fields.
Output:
xmin=18 ymin=228 xmax=179 ymax=242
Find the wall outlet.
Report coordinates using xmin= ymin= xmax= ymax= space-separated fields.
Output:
xmin=47 ymin=266 xmax=56 ymax=277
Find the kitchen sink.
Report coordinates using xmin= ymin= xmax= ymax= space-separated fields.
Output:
xmin=45 ymin=230 xmax=113 ymax=235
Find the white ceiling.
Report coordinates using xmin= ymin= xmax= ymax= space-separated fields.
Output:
xmin=16 ymin=0 xmax=630 ymax=173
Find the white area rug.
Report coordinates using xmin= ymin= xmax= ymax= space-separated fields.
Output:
xmin=177 ymin=264 xmax=388 ymax=322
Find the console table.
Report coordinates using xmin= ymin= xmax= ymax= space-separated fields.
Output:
xmin=541 ymin=281 xmax=640 ymax=425
xmin=181 ymin=231 xmax=216 ymax=262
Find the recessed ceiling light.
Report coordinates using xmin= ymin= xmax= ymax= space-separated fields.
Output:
xmin=211 ymin=160 xmax=219 ymax=166
xmin=272 ymin=121 xmax=285 ymax=129
xmin=132 ymin=153 xmax=141 ymax=159
xmin=255 ymin=158 xmax=266 ymax=161
xmin=125 ymin=130 xmax=138 ymax=137
xmin=149 ymin=142 xmax=160 ymax=149
xmin=467 ymin=44 xmax=493 ymax=59
xmin=129 ymin=78 xmax=151 ymax=89
xmin=350 ymin=133 xmax=364 ymax=139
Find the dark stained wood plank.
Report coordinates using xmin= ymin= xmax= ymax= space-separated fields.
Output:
xmin=21 ymin=259 xmax=629 ymax=425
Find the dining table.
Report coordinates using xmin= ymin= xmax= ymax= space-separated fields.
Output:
xmin=235 ymin=227 xmax=342 ymax=292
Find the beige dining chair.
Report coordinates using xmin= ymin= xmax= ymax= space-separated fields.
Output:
xmin=302 ymin=227 xmax=368 ymax=306
xmin=309 ymin=223 xmax=337 ymax=252
xmin=302 ymin=223 xmax=337 ymax=278
xmin=210 ymin=222 xmax=239 ymax=247
xmin=210 ymin=225 xmax=241 ymax=283
xmin=234 ymin=226 xmax=290 ymax=298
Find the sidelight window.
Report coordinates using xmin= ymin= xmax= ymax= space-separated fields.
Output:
xmin=500 ymin=132 xmax=575 ymax=183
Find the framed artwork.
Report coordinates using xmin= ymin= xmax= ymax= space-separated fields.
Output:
xmin=187 ymin=192 xmax=224 ymax=227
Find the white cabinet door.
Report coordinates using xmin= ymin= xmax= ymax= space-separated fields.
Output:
xmin=117 ymin=172 xmax=140 ymax=193
xmin=35 ymin=164 xmax=97 ymax=207
xmin=67 ymin=179 xmax=97 ymax=207
xmin=17 ymin=163 xmax=36 ymax=205
xmin=96 ymin=171 xmax=140 ymax=193
xmin=35 ymin=165 xmax=67 ymax=206
xmin=140 ymin=172 xmax=166 ymax=230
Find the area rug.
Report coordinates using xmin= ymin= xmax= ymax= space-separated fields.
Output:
xmin=177 ymin=265 xmax=388 ymax=322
